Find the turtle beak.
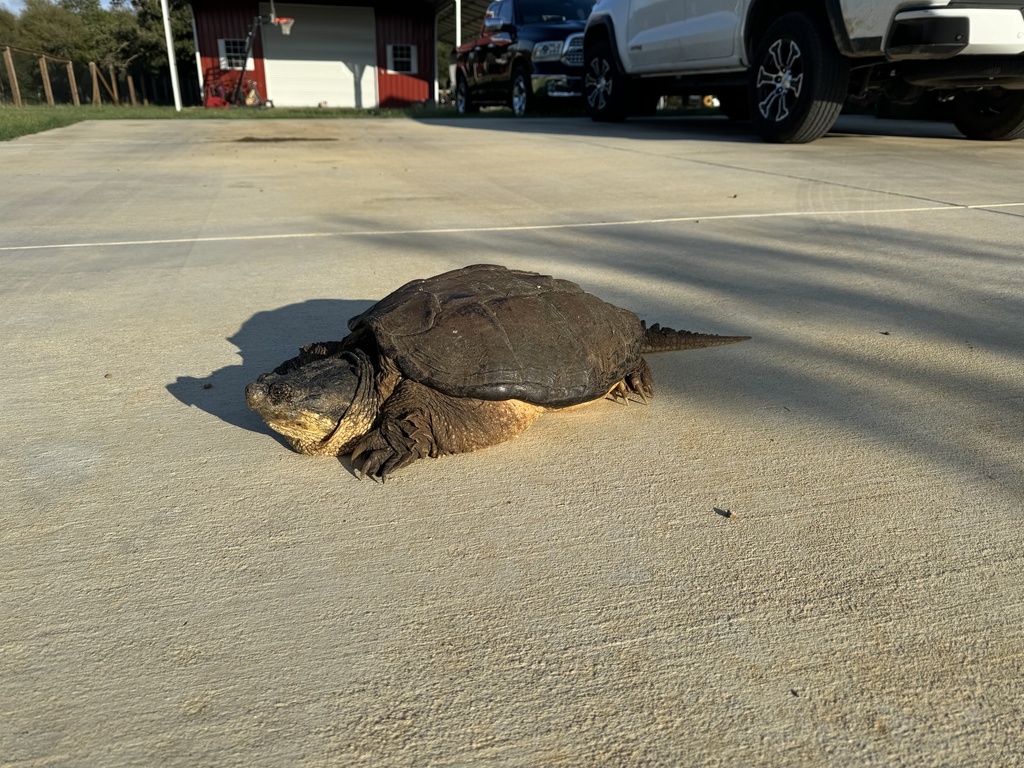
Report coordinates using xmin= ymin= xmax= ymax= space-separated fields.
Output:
xmin=245 ymin=378 xmax=268 ymax=409
xmin=245 ymin=375 xmax=295 ymax=411
xmin=246 ymin=365 xmax=318 ymax=419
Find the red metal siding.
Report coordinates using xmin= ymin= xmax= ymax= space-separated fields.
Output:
xmin=375 ymin=3 xmax=434 ymax=107
xmin=192 ymin=1 xmax=437 ymax=107
xmin=192 ymin=0 xmax=267 ymax=104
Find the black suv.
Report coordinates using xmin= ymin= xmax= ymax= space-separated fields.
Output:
xmin=453 ymin=0 xmax=593 ymax=116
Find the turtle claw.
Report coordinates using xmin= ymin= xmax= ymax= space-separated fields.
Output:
xmin=627 ymin=364 xmax=653 ymax=404
xmin=350 ymin=413 xmax=433 ymax=481
xmin=355 ymin=451 xmax=388 ymax=481
xmin=350 ymin=434 xmax=389 ymax=480
xmin=608 ymin=373 xmax=652 ymax=405
xmin=355 ymin=448 xmax=418 ymax=481
xmin=630 ymin=375 xmax=650 ymax=405
xmin=608 ymin=380 xmax=631 ymax=404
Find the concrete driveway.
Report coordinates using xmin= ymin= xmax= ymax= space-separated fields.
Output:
xmin=2 ymin=113 xmax=1022 ymax=766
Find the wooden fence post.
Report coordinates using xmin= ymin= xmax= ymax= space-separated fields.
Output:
xmin=91 ymin=64 xmax=118 ymax=104
xmin=3 ymin=46 xmax=22 ymax=106
xmin=67 ymin=61 xmax=80 ymax=106
xmin=90 ymin=61 xmax=101 ymax=105
xmin=39 ymin=56 xmax=54 ymax=106
xmin=107 ymin=64 xmax=120 ymax=105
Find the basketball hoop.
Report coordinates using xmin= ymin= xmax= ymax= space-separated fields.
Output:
xmin=275 ymin=17 xmax=294 ymax=35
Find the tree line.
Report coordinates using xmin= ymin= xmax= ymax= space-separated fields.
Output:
xmin=1 ymin=0 xmax=196 ymax=105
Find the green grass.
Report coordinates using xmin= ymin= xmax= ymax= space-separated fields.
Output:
xmin=0 ymin=105 xmax=88 ymax=140
xmin=0 ymin=103 xmax=459 ymax=141
xmin=0 ymin=101 xmax=717 ymax=141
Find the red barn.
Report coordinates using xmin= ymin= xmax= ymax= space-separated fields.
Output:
xmin=189 ymin=0 xmax=490 ymax=108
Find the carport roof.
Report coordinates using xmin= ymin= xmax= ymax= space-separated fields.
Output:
xmin=432 ymin=0 xmax=492 ymax=46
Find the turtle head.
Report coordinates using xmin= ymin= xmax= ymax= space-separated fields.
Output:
xmin=246 ymin=347 xmax=379 ymax=456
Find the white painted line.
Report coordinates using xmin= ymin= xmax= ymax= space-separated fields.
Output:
xmin=2 ymin=202 xmax=1022 ymax=253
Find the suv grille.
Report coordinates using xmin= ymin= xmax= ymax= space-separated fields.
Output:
xmin=564 ymin=34 xmax=584 ymax=68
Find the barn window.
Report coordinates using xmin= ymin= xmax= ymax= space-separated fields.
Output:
xmin=386 ymin=44 xmax=417 ymax=75
xmin=218 ymin=38 xmax=252 ymax=71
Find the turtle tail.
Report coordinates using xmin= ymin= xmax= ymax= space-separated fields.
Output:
xmin=641 ymin=322 xmax=750 ymax=353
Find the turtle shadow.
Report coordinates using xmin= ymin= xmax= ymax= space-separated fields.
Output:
xmin=166 ymin=299 xmax=373 ymax=439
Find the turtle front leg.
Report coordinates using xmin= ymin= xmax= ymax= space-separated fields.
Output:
xmin=350 ymin=380 xmax=544 ymax=480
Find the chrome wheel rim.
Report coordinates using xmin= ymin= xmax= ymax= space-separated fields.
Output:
xmin=512 ymin=76 xmax=528 ymax=116
xmin=585 ymin=56 xmax=613 ymax=112
xmin=755 ymin=39 xmax=804 ymax=123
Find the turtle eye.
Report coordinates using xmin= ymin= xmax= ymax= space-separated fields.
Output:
xmin=267 ymin=381 xmax=295 ymax=405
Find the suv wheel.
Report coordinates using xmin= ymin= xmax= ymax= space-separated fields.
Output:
xmin=952 ymin=88 xmax=1024 ymax=140
xmin=456 ymin=74 xmax=478 ymax=115
xmin=510 ymin=67 xmax=532 ymax=117
xmin=584 ymin=41 xmax=628 ymax=122
xmin=750 ymin=13 xmax=849 ymax=143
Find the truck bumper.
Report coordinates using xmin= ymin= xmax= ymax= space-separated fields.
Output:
xmin=531 ymin=74 xmax=584 ymax=98
xmin=887 ymin=7 xmax=1024 ymax=59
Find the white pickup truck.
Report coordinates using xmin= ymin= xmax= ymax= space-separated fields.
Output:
xmin=583 ymin=0 xmax=1024 ymax=141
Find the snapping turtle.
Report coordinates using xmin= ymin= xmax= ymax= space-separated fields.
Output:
xmin=245 ymin=264 xmax=748 ymax=479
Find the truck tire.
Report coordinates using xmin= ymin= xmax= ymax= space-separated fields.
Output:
xmin=584 ymin=41 xmax=629 ymax=122
xmin=510 ymin=67 xmax=532 ymax=117
xmin=951 ymin=88 xmax=1024 ymax=140
xmin=749 ymin=13 xmax=849 ymax=143
xmin=456 ymin=73 xmax=478 ymax=115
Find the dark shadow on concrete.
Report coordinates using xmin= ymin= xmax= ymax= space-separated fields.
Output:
xmin=414 ymin=113 xmax=964 ymax=143
xmin=167 ymin=299 xmax=372 ymax=441
xmin=418 ymin=113 xmax=761 ymax=144
xmin=829 ymin=114 xmax=962 ymax=140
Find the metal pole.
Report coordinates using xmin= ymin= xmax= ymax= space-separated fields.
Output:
xmin=455 ymin=0 xmax=462 ymax=48
xmin=190 ymin=6 xmax=205 ymax=104
xmin=160 ymin=0 xmax=182 ymax=111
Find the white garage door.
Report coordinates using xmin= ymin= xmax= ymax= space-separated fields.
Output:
xmin=260 ymin=3 xmax=378 ymax=108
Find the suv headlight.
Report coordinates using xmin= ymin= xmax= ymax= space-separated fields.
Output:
xmin=532 ymin=40 xmax=564 ymax=61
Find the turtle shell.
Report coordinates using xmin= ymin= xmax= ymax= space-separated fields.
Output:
xmin=347 ymin=264 xmax=645 ymax=407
